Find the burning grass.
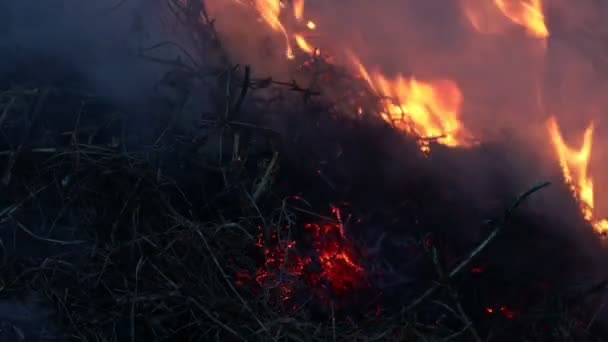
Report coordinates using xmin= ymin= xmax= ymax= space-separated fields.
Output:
xmin=0 ymin=1 xmax=608 ymax=341
xmin=0 ymin=75 xmax=606 ymax=341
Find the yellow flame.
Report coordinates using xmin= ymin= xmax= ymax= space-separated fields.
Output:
xmin=254 ymin=0 xmax=294 ymax=59
xmin=351 ymin=56 xmax=470 ymax=151
xmin=547 ymin=117 xmax=608 ymax=235
xmin=306 ymin=20 xmax=316 ymax=30
xmin=293 ymin=0 xmax=305 ymax=20
xmin=295 ymin=34 xmax=315 ymax=55
xmin=494 ymin=0 xmax=548 ymax=38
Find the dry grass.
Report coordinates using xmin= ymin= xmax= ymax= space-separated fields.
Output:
xmin=0 ymin=1 xmax=606 ymax=341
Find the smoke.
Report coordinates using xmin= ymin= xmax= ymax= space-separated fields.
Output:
xmin=1 ymin=0 xmax=608 ymax=333
xmin=5 ymin=0 xmax=605 ymax=210
xmin=0 ymin=0 xmax=177 ymax=102
xmin=201 ymin=2 xmax=608 ymax=321
xmin=205 ymin=0 xmax=608 ymax=132
xmin=204 ymin=0 xmax=608 ymax=218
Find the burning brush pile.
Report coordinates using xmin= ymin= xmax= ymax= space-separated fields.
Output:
xmin=2 ymin=0 xmax=608 ymax=341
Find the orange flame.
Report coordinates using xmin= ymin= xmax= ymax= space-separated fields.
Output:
xmin=494 ymin=0 xmax=548 ymax=38
xmin=254 ymin=0 xmax=294 ymax=59
xmin=547 ymin=117 xmax=608 ymax=235
xmin=351 ymin=56 xmax=471 ymax=152
xmin=463 ymin=0 xmax=508 ymax=34
xmin=294 ymin=34 xmax=316 ymax=55
xmin=293 ymin=0 xmax=305 ymax=20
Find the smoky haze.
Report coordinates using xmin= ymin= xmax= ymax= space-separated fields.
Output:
xmin=0 ymin=0 xmax=178 ymax=102
xmin=205 ymin=0 xmax=608 ymax=217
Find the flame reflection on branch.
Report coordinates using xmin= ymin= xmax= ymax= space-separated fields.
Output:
xmin=351 ymin=55 xmax=471 ymax=152
xmin=547 ymin=117 xmax=608 ymax=235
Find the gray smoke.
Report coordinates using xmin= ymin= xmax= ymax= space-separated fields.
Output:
xmin=0 ymin=0 xmax=177 ymax=101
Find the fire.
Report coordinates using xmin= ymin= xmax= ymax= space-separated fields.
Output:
xmin=253 ymin=0 xmax=294 ymax=59
xmin=351 ymin=56 xmax=471 ymax=152
xmin=246 ymin=0 xmax=318 ymax=58
xmin=494 ymin=0 xmax=548 ymax=38
xmin=463 ymin=0 xmax=507 ymax=34
xmin=547 ymin=117 xmax=608 ymax=235
xmin=485 ymin=305 xmax=517 ymax=319
xmin=294 ymin=34 xmax=315 ymax=55
xmin=463 ymin=0 xmax=548 ymax=39
xmin=253 ymin=206 xmax=366 ymax=303
xmin=293 ymin=0 xmax=304 ymax=20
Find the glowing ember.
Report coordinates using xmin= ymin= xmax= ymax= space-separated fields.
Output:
xmin=547 ymin=117 xmax=608 ymax=235
xmin=253 ymin=207 xmax=366 ymax=303
xmin=494 ymin=0 xmax=548 ymax=38
xmin=486 ymin=305 xmax=517 ymax=319
xmin=306 ymin=20 xmax=316 ymax=30
xmin=351 ymin=55 xmax=472 ymax=152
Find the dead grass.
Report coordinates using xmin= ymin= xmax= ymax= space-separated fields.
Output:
xmin=0 ymin=1 xmax=606 ymax=341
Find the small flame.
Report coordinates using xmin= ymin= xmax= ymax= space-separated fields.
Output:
xmin=463 ymin=0 xmax=508 ymax=34
xmin=547 ymin=117 xmax=608 ymax=235
xmin=295 ymin=34 xmax=315 ymax=55
xmin=293 ymin=0 xmax=305 ymax=20
xmin=351 ymin=55 xmax=471 ymax=152
xmin=494 ymin=0 xmax=548 ymax=38
xmin=254 ymin=0 xmax=294 ymax=59
xmin=306 ymin=20 xmax=316 ymax=30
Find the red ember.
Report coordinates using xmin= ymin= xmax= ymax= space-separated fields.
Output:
xmin=250 ymin=206 xmax=366 ymax=305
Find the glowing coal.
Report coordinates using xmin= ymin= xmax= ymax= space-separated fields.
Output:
xmin=252 ymin=206 xmax=366 ymax=306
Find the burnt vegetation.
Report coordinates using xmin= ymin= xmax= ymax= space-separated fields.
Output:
xmin=0 ymin=1 xmax=608 ymax=341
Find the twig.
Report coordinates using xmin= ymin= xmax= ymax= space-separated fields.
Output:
xmin=289 ymin=206 xmax=340 ymax=223
xmin=131 ymin=256 xmax=146 ymax=342
xmin=3 ymin=88 xmax=48 ymax=185
xmin=230 ymin=65 xmax=251 ymax=118
xmin=406 ymin=181 xmax=551 ymax=311
xmin=430 ymin=247 xmax=482 ymax=342
xmin=140 ymin=41 xmax=202 ymax=70
xmin=187 ymin=297 xmax=247 ymax=341
xmin=586 ymin=301 xmax=605 ymax=331
xmin=0 ymin=96 xmax=15 ymax=128
xmin=331 ymin=302 xmax=337 ymax=342
xmin=13 ymin=220 xmax=86 ymax=246
xmin=252 ymin=151 xmax=279 ymax=202
xmin=193 ymin=227 xmax=276 ymax=341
